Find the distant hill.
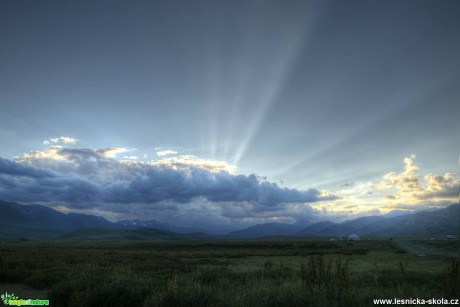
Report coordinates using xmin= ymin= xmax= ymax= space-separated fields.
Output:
xmin=226 ymin=222 xmax=303 ymax=239
xmin=115 ymin=219 xmax=208 ymax=234
xmin=0 ymin=200 xmax=114 ymax=230
xmin=296 ymin=221 xmax=344 ymax=237
xmin=0 ymin=200 xmax=115 ymax=239
xmin=56 ymin=228 xmax=214 ymax=241
xmin=1 ymin=200 xmax=459 ymax=240
xmin=383 ymin=210 xmax=412 ymax=218
xmin=297 ymin=204 xmax=460 ymax=237
xmin=0 ymin=200 xmax=212 ymax=240
xmin=293 ymin=219 xmax=315 ymax=228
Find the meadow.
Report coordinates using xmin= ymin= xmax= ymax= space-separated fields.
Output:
xmin=0 ymin=238 xmax=458 ymax=306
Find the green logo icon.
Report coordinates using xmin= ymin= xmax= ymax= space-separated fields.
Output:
xmin=1 ymin=292 xmax=49 ymax=306
xmin=1 ymin=293 xmax=18 ymax=305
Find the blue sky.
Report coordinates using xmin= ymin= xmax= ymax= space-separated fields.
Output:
xmin=0 ymin=0 xmax=459 ymax=231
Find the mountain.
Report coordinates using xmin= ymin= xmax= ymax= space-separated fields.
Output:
xmin=0 ymin=200 xmax=211 ymax=240
xmin=293 ymin=219 xmax=315 ymax=228
xmin=297 ymin=216 xmax=387 ymax=237
xmin=0 ymin=200 xmax=115 ymax=239
xmin=56 ymin=228 xmax=213 ymax=241
xmin=226 ymin=222 xmax=303 ymax=239
xmin=297 ymin=204 xmax=460 ymax=237
xmin=0 ymin=200 xmax=114 ymax=229
xmin=296 ymin=221 xmax=344 ymax=237
xmin=366 ymin=203 xmax=460 ymax=237
xmin=383 ymin=210 xmax=412 ymax=218
xmin=1 ymin=200 xmax=459 ymax=240
xmin=115 ymin=219 xmax=208 ymax=234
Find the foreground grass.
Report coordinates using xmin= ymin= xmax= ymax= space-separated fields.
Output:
xmin=0 ymin=239 xmax=458 ymax=306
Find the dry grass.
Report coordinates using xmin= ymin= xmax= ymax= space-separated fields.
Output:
xmin=0 ymin=239 xmax=456 ymax=306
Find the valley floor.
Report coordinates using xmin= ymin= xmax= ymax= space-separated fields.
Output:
xmin=0 ymin=239 xmax=458 ymax=306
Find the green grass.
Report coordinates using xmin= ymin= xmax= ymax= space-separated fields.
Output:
xmin=0 ymin=239 xmax=458 ymax=306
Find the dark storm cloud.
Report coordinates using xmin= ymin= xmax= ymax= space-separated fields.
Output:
xmin=0 ymin=157 xmax=55 ymax=178
xmin=0 ymin=174 xmax=99 ymax=206
xmin=103 ymin=167 xmax=333 ymax=206
xmin=0 ymin=156 xmax=99 ymax=206
xmin=0 ymin=149 xmax=339 ymax=209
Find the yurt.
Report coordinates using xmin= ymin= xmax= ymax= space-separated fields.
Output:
xmin=347 ymin=233 xmax=360 ymax=241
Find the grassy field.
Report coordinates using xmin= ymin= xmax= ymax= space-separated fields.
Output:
xmin=0 ymin=238 xmax=458 ymax=306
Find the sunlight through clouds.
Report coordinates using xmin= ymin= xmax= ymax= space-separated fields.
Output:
xmin=3 ymin=137 xmax=458 ymax=229
xmin=149 ymin=155 xmax=237 ymax=174
xmin=374 ymin=155 xmax=459 ymax=209
xmin=230 ymin=13 xmax=317 ymax=166
xmin=0 ymin=0 xmax=459 ymax=232
xmin=100 ymin=147 xmax=135 ymax=158
xmin=310 ymin=155 xmax=459 ymax=218
xmin=3 ymin=141 xmax=338 ymax=224
xmin=198 ymin=2 xmax=323 ymax=165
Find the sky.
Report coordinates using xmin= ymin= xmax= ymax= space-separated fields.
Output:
xmin=0 ymin=0 xmax=459 ymax=232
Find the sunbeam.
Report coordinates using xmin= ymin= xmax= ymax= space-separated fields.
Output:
xmin=199 ymin=2 xmax=323 ymax=165
xmin=230 ymin=6 xmax=319 ymax=166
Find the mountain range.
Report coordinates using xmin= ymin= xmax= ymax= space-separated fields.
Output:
xmin=297 ymin=204 xmax=460 ymax=237
xmin=0 ymin=200 xmax=211 ymax=240
xmin=115 ymin=219 xmax=208 ymax=234
xmin=0 ymin=200 xmax=458 ymax=241
xmin=57 ymin=227 xmax=213 ymax=241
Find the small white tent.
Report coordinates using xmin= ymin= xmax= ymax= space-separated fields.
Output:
xmin=348 ymin=233 xmax=360 ymax=241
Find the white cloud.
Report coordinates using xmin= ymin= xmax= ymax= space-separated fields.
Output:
xmin=373 ymin=154 xmax=459 ymax=209
xmin=43 ymin=136 xmax=78 ymax=146
xmin=150 ymin=154 xmax=237 ymax=174
xmin=156 ymin=149 xmax=178 ymax=157
xmin=100 ymin=147 xmax=134 ymax=158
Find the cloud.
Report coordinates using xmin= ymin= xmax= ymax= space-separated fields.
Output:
xmin=383 ymin=195 xmax=397 ymax=200
xmin=422 ymin=173 xmax=458 ymax=199
xmin=156 ymin=149 xmax=178 ymax=156
xmin=15 ymin=147 xmax=139 ymax=182
xmin=374 ymin=154 xmax=459 ymax=209
xmin=0 ymin=145 xmax=339 ymax=225
xmin=0 ymin=157 xmax=98 ymax=205
xmin=99 ymin=147 xmax=134 ymax=158
xmin=0 ymin=174 xmax=100 ymax=206
xmin=0 ymin=157 xmax=55 ymax=178
xmin=103 ymin=169 xmax=334 ymax=206
xmin=14 ymin=148 xmax=237 ymax=180
xmin=122 ymin=155 xmax=139 ymax=160
xmin=150 ymin=155 xmax=237 ymax=174
xmin=43 ymin=136 xmax=78 ymax=146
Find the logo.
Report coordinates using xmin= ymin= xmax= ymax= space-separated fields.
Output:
xmin=1 ymin=292 xmax=49 ymax=306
